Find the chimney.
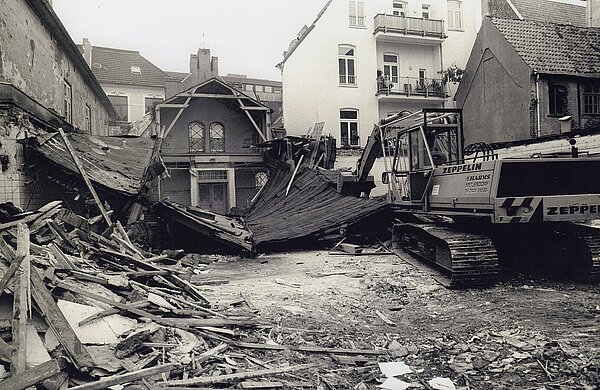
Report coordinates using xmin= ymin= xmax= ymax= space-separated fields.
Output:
xmin=189 ymin=49 xmax=218 ymax=83
xmin=588 ymin=0 xmax=600 ymax=27
xmin=211 ymin=56 xmax=219 ymax=76
xmin=82 ymin=38 xmax=92 ymax=67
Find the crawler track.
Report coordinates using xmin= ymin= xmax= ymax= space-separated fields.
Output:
xmin=568 ymin=225 xmax=600 ymax=282
xmin=395 ymin=223 xmax=500 ymax=288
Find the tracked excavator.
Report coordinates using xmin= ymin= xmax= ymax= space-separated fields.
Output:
xmin=355 ymin=108 xmax=600 ymax=287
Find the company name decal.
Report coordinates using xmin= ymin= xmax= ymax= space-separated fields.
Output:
xmin=546 ymin=205 xmax=600 ymax=215
xmin=442 ymin=163 xmax=482 ymax=174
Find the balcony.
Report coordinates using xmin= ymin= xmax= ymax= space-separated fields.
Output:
xmin=374 ymin=14 xmax=445 ymax=44
xmin=376 ymin=76 xmax=447 ymax=101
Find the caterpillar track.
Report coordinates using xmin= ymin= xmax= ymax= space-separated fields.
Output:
xmin=394 ymin=223 xmax=500 ymax=288
xmin=394 ymin=222 xmax=600 ymax=287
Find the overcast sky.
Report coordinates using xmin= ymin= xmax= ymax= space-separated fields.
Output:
xmin=53 ymin=0 xmax=327 ymax=81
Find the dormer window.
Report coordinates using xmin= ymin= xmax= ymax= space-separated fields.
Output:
xmin=131 ymin=66 xmax=141 ymax=74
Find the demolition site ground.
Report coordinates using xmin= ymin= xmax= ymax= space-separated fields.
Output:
xmin=198 ymin=249 xmax=600 ymax=389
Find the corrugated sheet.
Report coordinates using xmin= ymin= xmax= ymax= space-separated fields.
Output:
xmin=245 ymin=165 xmax=388 ymax=250
xmin=29 ymin=132 xmax=158 ymax=196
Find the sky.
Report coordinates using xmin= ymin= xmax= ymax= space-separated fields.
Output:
xmin=52 ymin=0 xmax=328 ymax=81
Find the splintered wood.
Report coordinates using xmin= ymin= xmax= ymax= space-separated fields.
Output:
xmin=0 ymin=201 xmax=384 ymax=389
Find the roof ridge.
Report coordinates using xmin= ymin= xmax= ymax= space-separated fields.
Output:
xmin=92 ymin=45 xmax=140 ymax=54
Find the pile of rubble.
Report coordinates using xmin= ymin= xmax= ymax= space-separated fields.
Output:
xmin=0 ymin=201 xmax=395 ymax=389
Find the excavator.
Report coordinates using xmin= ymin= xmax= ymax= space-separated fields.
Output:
xmin=354 ymin=108 xmax=600 ymax=287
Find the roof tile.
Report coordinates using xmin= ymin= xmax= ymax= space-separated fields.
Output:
xmin=491 ymin=17 xmax=600 ymax=77
xmin=90 ymin=46 xmax=166 ymax=88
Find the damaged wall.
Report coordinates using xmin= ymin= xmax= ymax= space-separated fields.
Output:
xmin=0 ymin=0 xmax=113 ymax=135
xmin=0 ymin=107 xmax=36 ymax=208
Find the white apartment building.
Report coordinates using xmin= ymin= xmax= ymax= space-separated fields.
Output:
xmin=279 ymin=0 xmax=481 ymax=148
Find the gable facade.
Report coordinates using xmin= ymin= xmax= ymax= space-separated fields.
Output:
xmin=456 ymin=17 xmax=600 ymax=145
xmin=157 ymin=79 xmax=270 ymax=214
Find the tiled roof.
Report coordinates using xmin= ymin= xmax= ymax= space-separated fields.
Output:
xmin=491 ymin=17 xmax=600 ymax=77
xmin=90 ymin=46 xmax=167 ymax=88
xmin=164 ymin=71 xmax=189 ymax=82
xmin=511 ymin=0 xmax=586 ymax=27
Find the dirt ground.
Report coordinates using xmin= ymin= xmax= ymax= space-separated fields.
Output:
xmin=194 ymin=248 xmax=600 ymax=389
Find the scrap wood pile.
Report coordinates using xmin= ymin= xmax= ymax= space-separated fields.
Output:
xmin=0 ymin=201 xmax=390 ymax=389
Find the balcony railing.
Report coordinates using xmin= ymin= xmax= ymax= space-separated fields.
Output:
xmin=377 ymin=76 xmax=446 ymax=98
xmin=374 ymin=14 xmax=445 ymax=38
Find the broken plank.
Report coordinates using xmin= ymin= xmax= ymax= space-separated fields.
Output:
xmin=58 ymin=128 xmax=112 ymax=226
xmin=239 ymin=382 xmax=284 ymax=389
xmin=375 ymin=310 xmax=396 ymax=326
xmin=30 ymin=266 xmax=95 ymax=371
xmin=68 ymin=363 xmax=175 ymax=390
xmin=78 ymin=300 xmax=151 ymax=326
xmin=0 ymin=336 xmax=14 ymax=362
xmin=234 ymin=342 xmax=387 ymax=355
xmin=56 ymin=281 xmax=188 ymax=330
xmin=0 ymin=247 xmax=28 ymax=298
xmin=162 ymin=363 xmax=315 ymax=386
xmin=0 ymin=236 xmax=95 ymax=372
xmin=195 ymin=342 xmax=229 ymax=364
xmin=11 ymin=224 xmax=29 ymax=374
xmin=0 ymin=358 xmax=67 ymax=390
xmin=240 ymin=292 xmax=258 ymax=313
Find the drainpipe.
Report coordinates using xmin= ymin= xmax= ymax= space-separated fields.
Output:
xmin=535 ymin=72 xmax=541 ymax=137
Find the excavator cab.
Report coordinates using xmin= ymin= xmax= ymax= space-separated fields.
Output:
xmin=386 ymin=109 xmax=464 ymax=202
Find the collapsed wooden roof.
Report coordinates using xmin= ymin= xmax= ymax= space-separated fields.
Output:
xmin=28 ymin=132 xmax=160 ymax=197
xmin=245 ymin=165 xmax=389 ymax=251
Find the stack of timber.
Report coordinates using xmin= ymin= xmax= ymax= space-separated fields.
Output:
xmin=0 ymin=201 xmax=390 ymax=389
xmin=244 ymin=164 xmax=389 ymax=251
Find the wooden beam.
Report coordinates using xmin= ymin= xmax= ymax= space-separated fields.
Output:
xmin=163 ymin=363 xmax=315 ymax=386
xmin=58 ymin=128 xmax=112 ymax=226
xmin=285 ymin=155 xmax=304 ymax=196
xmin=240 ymin=105 xmax=270 ymax=111
xmin=156 ymin=104 xmax=189 ymax=109
xmin=0 ymin=358 xmax=67 ymax=390
xmin=11 ymin=224 xmax=29 ymax=375
xmin=0 ymin=247 xmax=28 ymax=298
xmin=237 ymin=98 xmax=267 ymax=142
xmin=177 ymin=93 xmax=241 ymax=99
xmin=67 ymin=363 xmax=175 ymax=390
xmin=161 ymin=97 xmax=191 ymax=139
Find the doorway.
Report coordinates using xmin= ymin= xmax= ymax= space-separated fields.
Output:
xmin=198 ymin=183 xmax=228 ymax=214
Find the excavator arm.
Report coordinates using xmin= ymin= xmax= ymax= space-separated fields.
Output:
xmin=355 ymin=124 xmax=383 ymax=184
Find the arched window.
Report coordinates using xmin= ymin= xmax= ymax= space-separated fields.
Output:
xmin=255 ymin=172 xmax=268 ymax=189
xmin=189 ymin=121 xmax=205 ymax=152
xmin=338 ymin=44 xmax=356 ymax=85
xmin=209 ymin=122 xmax=225 ymax=152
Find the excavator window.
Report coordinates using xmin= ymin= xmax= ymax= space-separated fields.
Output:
xmin=409 ymin=129 xmax=433 ymax=171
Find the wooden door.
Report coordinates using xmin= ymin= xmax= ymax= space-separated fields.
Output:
xmin=198 ymin=183 xmax=228 ymax=214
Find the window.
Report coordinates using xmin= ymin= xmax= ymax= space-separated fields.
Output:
xmin=264 ymin=86 xmax=273 ymax=93
xmin=448 ymin=1 xmax=463 ymax=30
xmin=338 ymin=45 xmax=356 ymax=85
xmin=340 ymin=109 xmax=359 ymax=147
xmin=422 ymin=4 xmax=430 ymax=19
xmin=383 ymin=54 xmax=399 ymax=85
xmin=84 ymin=104 xmax=91 ymax=133
xmin=583 ymin=85 xmax=600 ymax=115
xmin=144 ymin=97 xmax=162 ymax=114
xmin=108 ymin=95 xmax=128 ymax=122
xmin=63 ymin=80 xmax=72 ymax=123
xmin=349 ymin=1 xmax=365 ymax=27
xmin=255 ymin=85 xmax=264 ymax=92
xmin=130 ymin=66 xmax=141 ymax=74
xmin=418 ymin=69 xmax=427 ymax=89
xmin=209 ymin=122 xmax=225 ymax=152
xmin=255 ymin=172 xmax=268 ymax=189
xmin=197 ymin=170 xmax=228 ymax=182
xmin=189 ymin=121 xmax=205 ymax=152
xmin=549 ymin=84 xmax=568 ymax=116
xmin=244 ymin=84 xmax=253 ymax=91
xmin=393 ymin=1 xmax=407 ymax=17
